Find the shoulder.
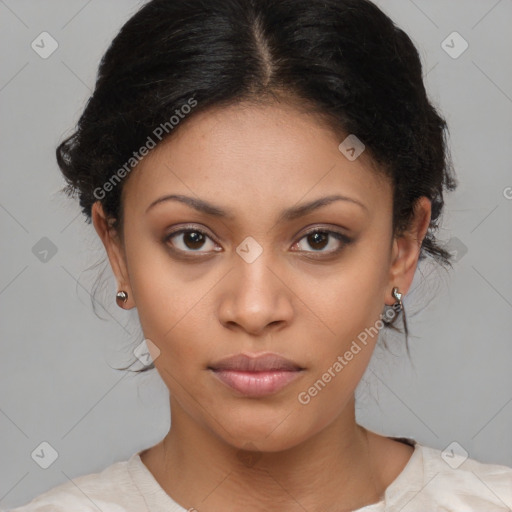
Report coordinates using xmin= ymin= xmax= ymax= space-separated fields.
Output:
xmin=8 ymin=455 xmax=143 ymax=512
xmin=390 ymin=442 xmax=512 ymax=511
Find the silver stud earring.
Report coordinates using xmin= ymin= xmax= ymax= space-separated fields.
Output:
xmin=391 ymin=287 xmax=402 ymax=311
xmin=116 ymin=290 xmax=128 ymax=307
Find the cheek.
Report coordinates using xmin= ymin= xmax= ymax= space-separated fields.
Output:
xmin=133 ymin=277 xmax=212 ymax=368
xmin=123 ymin=237 xmax=211 ymax=366
xmin=288 ymin=275 xmax=384 ymax=433
xmin=298 ymin=255 xmax=388 ymax=353
xmin=292 ymin=246 xmax=389 ymax=399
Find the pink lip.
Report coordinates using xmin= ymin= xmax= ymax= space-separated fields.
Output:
xmin=208 ymin=352 xmax=304 ymax=397
xmin=210 ymin=369 xmax=303 ymax=397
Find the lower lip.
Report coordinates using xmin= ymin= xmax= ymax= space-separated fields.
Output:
xmin=210 ymin=369 xmax=303 ymax=397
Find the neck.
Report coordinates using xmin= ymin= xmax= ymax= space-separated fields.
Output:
xmin=141 ymin=395 xmax=386 ymax=512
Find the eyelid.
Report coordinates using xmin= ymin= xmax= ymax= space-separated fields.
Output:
xmin=165 ymin=223 xmax=216 ymax=238
xmin=298 ymin=223 xmax=350 ymax=237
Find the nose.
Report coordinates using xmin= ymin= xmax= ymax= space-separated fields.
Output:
xmin=217 ymin=252 xmax=294 ymax=336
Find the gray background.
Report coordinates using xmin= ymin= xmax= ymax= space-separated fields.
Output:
xmin=1 ymin=0 xmax=511 ymax=509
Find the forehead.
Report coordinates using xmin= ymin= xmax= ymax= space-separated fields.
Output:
xmin=122 ymin=101 xmax=391 ymax=220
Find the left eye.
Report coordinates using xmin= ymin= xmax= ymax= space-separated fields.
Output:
xmin=292 ymin=229 xmax=350 ymax=254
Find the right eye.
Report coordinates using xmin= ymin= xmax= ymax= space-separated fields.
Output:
xmin=164 ymin=226 xmax=222 ymax=254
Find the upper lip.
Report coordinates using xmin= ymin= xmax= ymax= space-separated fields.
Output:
xmin=208 ymin=353 xmax=303 ymax=372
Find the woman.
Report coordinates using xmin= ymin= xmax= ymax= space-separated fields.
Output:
xmin=12 ymin=0 xmax=512 ymax=510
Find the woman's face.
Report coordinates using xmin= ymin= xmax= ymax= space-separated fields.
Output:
xmin=93 ymin=101 xmax=430 ymax=452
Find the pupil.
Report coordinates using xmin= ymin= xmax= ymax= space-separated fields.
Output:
xmin=185 ymin=231 xmax=204 ymax=249
xmin=309 ymin=232 xmax=328 ymax=250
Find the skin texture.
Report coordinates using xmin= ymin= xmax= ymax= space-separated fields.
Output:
xmin=92 ymin=100 xmax=431 ymax=512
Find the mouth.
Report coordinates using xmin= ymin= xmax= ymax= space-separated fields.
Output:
xmin=208 ymin=353 xmax=305 ymax=397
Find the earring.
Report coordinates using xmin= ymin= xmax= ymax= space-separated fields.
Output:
xmin=116 ymin=290 xmax=128 ymax=307
xmin=391 ymin=287 xmax=402 ymax=311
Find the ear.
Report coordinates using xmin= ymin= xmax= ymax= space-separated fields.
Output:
xmin=385 ymin=196 xmax=431 ymax=306
xmin=91 ymin=201 xmax=135 ymax=309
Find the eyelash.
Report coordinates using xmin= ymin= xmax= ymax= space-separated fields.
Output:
xmin=163 ymin=224 xmax=353 ymax=259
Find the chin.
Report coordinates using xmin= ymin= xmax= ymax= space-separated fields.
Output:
xmin=210 ymin=407 xmax=314 ymax=454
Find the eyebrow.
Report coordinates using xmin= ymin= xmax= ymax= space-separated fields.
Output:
xmin=145 ymin=193 xmax=368 ymax=221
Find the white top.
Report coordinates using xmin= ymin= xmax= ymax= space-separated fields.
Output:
xmin=9 ymin=437 xmax=512 ymax=512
